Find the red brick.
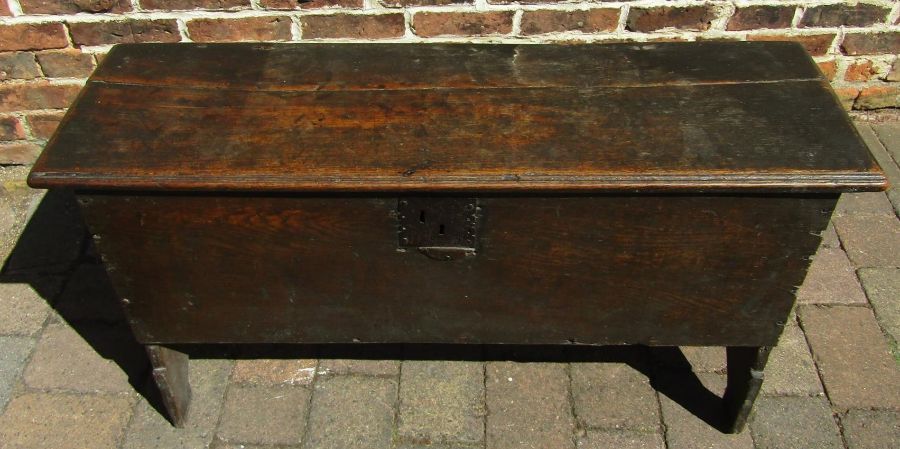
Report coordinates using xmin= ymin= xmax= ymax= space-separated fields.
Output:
xmin=487 ymin=0 xmax=561 ymax=4
xmin=379 ymin=0 xmax=467 ymax=6
xmin=887 ymin=59 xmax=899 ymax=82
xmin=726 ymin=6 xmax=794 ymax=31
xmin=69 ymin=20 xmax=180 ymax=46
xmin=855 ymin=86 xmax=900 ymax=110
xmin=188 ymin=17 xmax=292 ymax=42
xmin=0 ymin=116 xmax=25 ymax=141
xmin=0 ymin=82 xmax=81 ymax=112
xmin=0 ymin=0 xmax=11 ymax=15
xmin=0 ymin=24 xmax=69 ymax=52
xmin=0 ymin=52 xmax=41 ymax=80
xmin=520 ymin=9 xmax=618 ymax=35
xmin=140 ymin=0 xmax=248 ymax=10
xmin=800 ymin=3 xmax=890 ymax=28
xmin=301 ymin=13 xmax=404 ymax=39
xmin=817 ymin=59 xmax=837 ymax=81
xmin=36 ymin=50 xmax=95 ymax=78
xmin=0 ymin=142 xmax=42 ymax=164
xmin=841 ymin=32 xmax=900 ymax=56
xmin=260 ymin=0 xmax=362 ymax=8
xmin=626 ymin=6 xmax=718 ymax=32
xmin=413 ymin=11 xmax=513 ymax=37
xmin=20 ymin=0 xmax=131 ymax=14
xmin=747 ymin=34 xmax=835 ymax=57
xmin=26 ymin=111 xmax=65 ymax=139
xmin=845 ymin=59 xmax=878 ymax=82
xmin=834 ymin=87 xmax=860 ymax=110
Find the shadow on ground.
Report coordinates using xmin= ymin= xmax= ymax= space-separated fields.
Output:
xmin=2 ymin=189 xmax=730 ymax=431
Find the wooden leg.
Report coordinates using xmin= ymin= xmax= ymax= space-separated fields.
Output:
xmin=722 ymin=346 xmax=771 ymax=433
xmin=146 ymin=345 xmax=191 ymax=428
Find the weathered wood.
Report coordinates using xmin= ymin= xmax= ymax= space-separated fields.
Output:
xmin=89 ymin=42 xmax=823 ymax=89
xmin=28 ymin=43 xmax=885 ymax=193
xmin=722 ymin=346 xmax=772 ymax=433
xmin=146 ymin=345 xmax=191 ymax=428
xmin=80 ymin=194 xmax=834 ymax=347
xmin=25 ymin=42 xmax=886 ymax=431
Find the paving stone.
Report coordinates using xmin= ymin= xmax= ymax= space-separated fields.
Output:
xmin=872 ymin=123 xmax=900 ymax=170
xmin=840 ymin=409 xmax=900 ymax=449
xmin=856 ymin=123 xmax=900 ymax=216
xmin=123 ymin=359 xmax=233 ymax=449
xmin=835 ymin=192 xmax=896 ymax=216
xmin=0 ymin=166 xmax=41 ymax=264
xmin=53 ymin=262 xmax=128 ymax=324
xmin=749 ymin=395 xmax=843 ymax=449
xmin=797 ymin=247 xmax=868 ymax=305
xmin=576 ymin=429 xmax=665 ymax=449
xmin=0 ymin=186 xmax=86 ymax=275
xmin=655 ymin=346 xmax=726 ymax=374
xmin=858 ymin=268 xmax=900 ymax=344
xmin=398 ymin=360 xmax=485 ymax=445
xmin=485 ymin=362 xmax=575 ymax=449
xmin=821 ymin=222 xmax=840 ymax=249
xmin=211 ymin=442 xmax=284 ymax=449
xmin=799 ymin=305 xmax=900 ymax=410
xmin=394 ymin=444 xmax=481 ymax=449
xmin=23 ymin=322 xmax=146 ymax=393
xmin=217 ymin=385 xmax=310 ymax=445
xmin=0 ymin=335 xmax=34 ymax=412
xmin=318 ymin=358 xmax=399 ymax=376
xmin=833 ymin=214 xmax=900 ymax=267
xmin=0 ymin=282 xmax=52 ymax=336
xmin=571 ymin=360 xmax=659 ymax=432
xmin=232 ymin=358 xmax=317 ymax=386
xmin=304 ymin=375 xmax=397 ymax=449
xmin=658 ymin=373 xmax=753 ymax=449
xmin=212 ymin=440 xmax=314 ymax=449
xmin=0 ymin=392 xmax=135 ymax=449
xmin=761 ymin=322 xmax=823 ymax=396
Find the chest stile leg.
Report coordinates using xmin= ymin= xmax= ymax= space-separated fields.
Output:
xmin=146 ymin=345 xmax=192 ymax=428
xmin=722 ymin=345 xmax=772 ymax=433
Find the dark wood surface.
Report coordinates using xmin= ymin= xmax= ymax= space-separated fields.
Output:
xmin=29 ymin=42 xmax=885 ymax=193
xmin=723 ymin=346 xmax=771 ymax=433
xmin=79 ymin=193 xmax=834 ymax=347
xmin=146 ymin=345 xmax=190 ymax=428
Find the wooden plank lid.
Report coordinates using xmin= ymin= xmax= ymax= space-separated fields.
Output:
xmin=28 ymin=42 xmax=887 ymax=193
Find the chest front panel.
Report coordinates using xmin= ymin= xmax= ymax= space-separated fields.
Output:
xmin=79 ymin=193 xmax=834 ymax=346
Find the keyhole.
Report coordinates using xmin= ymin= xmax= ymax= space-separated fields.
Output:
xmin=439 ymin=224 xmax=445 ymax=235
xmin=420 ymin=210 xmax=426 ymax=223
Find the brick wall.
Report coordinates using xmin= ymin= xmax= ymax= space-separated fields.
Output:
xmin=0 ymin=0 xmax=898 ymax=164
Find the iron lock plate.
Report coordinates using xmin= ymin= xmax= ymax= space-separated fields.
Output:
xmin=398 ymin=197 xmax=478 ymax=260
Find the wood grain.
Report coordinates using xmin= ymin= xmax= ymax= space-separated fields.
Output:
xmin=146 ymin=344 xmax=190 ymax=428
xmin=80 ymin=193 xmax=835 ymax=347
xmin=89 ymin=42 xmax=822 ymax=90
xmin=28 ymin=42 xmax=885 ymax=193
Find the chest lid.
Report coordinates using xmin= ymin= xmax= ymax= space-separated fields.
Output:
xmin=28 ymin=42 xmax=886 ymax=193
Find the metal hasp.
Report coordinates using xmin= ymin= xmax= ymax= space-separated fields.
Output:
xmin=398 ymin=197 xmax=478 ymax=260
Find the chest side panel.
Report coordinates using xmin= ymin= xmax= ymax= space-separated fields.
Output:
xmin=79 ymin=194 xmax=834 ymax=346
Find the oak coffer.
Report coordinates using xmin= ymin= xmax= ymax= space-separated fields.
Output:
xmin=27 ymin=42 xmax=886 ymax=433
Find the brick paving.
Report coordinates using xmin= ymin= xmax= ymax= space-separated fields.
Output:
xmin=0 ymin=121 xmax=898 ymax=448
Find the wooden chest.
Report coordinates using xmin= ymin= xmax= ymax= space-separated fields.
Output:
xmin=27 ymin=41 xmax=886 ymax=432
